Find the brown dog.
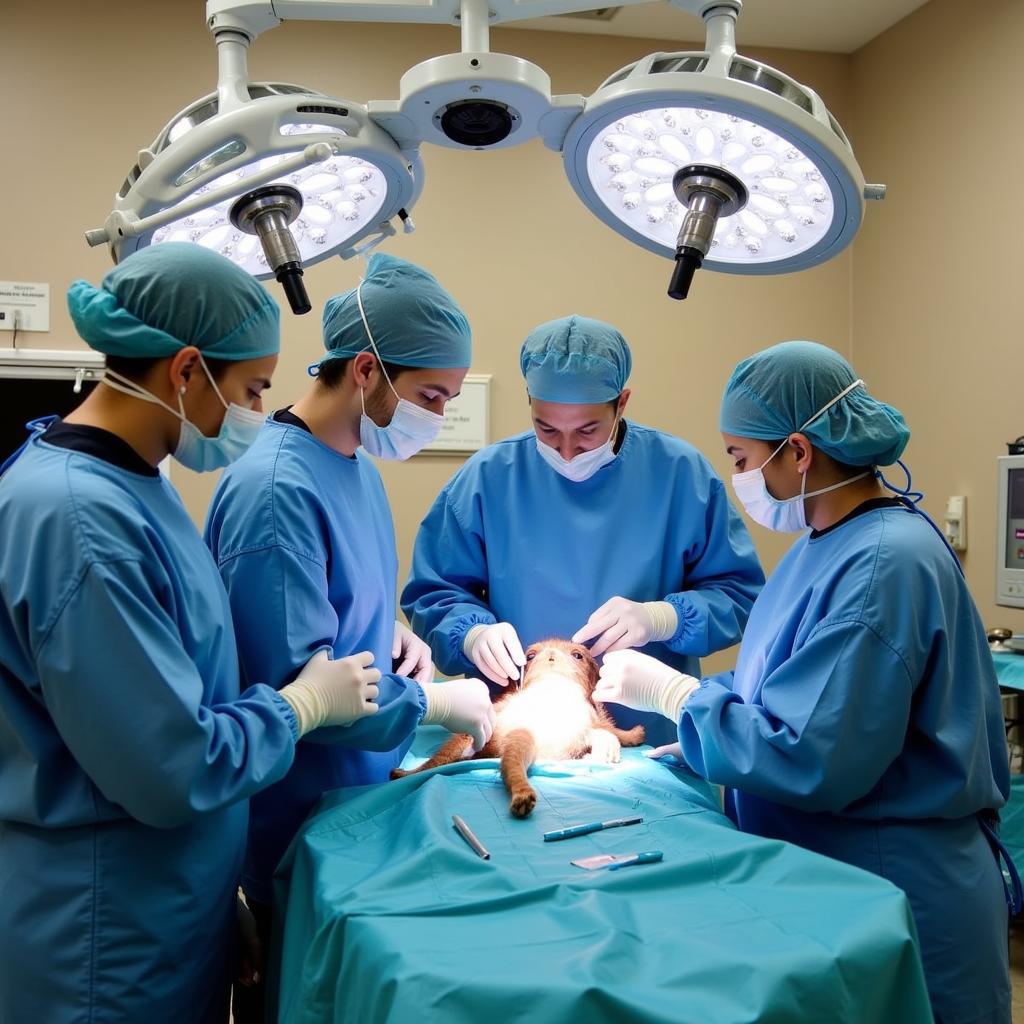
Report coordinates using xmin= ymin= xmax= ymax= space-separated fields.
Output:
xmin=391 ymin=638 xmax=645 ymax=818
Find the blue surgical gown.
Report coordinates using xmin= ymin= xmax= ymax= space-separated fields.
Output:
xmin=205 ymin=417 xmax=427 ymax=903
xmin=679 ymin=502 xmax=1011 ymax=1024
xmin=0 ymin=430 xmax=298 ymax=1024
xmin=402 ymin=423 xmax=764 ymax=746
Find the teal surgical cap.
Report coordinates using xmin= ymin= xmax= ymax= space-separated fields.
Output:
xmin=720 ymin=340 xmax=910 ymax=467
xmin=519 ymin=316 xmax=631 ymax=404
xmin=67 ymin=243 xmax=280 ymax=360
xmin=321 ymin=253 xmax=471 ymax=368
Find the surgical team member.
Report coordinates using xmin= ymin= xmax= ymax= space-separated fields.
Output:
xmin=205 ymin=252 xmax=495 ymax=1023
xmin=0 ymin=244 xmax=380 ymax=1024
xmin=595 ymin=340 xmax=1012 ymax=1024
xmin=402 ymin=315 xmax=764 ymax=745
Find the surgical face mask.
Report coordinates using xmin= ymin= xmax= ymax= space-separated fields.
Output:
xmin=730 ymin=378 xmax=870 ymax=532
xmin=535 ymin=415 xmax=620 ymax=483
xmin=354 ymin=280 xmax=443 ymax=461
xmin=359 ymin=386 xmax=443 ymax=461
xmin=102 ymin=358 xmax=264 ymax=473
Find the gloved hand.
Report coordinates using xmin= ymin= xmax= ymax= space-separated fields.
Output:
xmin=593 ymin=650 xmax=699 ymax=723
xmin=392 ymin=620 xmax=434 ymax=684
xmin=572 ymin=597 xmax=678 ymax=657
xmin=420 ymin=678 xmax=497 ymax=751
xmin=644 ymin=742 xmax=684 ymax=762
xmin=463 ymin=622 xmax=526 ymax=686
xmin=279 ymin=650 xmax=381 ymax=737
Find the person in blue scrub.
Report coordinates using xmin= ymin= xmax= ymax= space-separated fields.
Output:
xmin=595 ymin=340 xmax=1012 ymax=1024
xmin=402 ymin=315 xmax=764 ymax=746
xmin=205 ymin=252 xmax=495 ymax=1024
xmin=0 ymin=243 xmax=382 ymax=1024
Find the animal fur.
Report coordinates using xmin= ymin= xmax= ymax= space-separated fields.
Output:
xmin=391 ymin=638 xmax=645 ymax=818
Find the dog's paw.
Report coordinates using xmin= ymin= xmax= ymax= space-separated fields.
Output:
xmin=390 ymin=768 xmax=409 ymax=780
xmin=587 ymin=730 xmax=622 ymax=764
xmin=624 ymin=725 xmax=646 ymax=747
xmin=509 ymin=787 xmax=537 ymax=818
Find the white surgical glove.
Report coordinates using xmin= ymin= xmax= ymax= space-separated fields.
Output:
xmin=572 ymin=597 xmax=678 ymax=658
xmin=392 ymin=621 xmax=434 ymax=684
xmin=463 ymin=622 xmax=527 ymax=686
xmin=279 ymin=650 xmax=381 ymax=738
xmin=593 ymin=650 xmax=698 ymax=723
xmin=644 ymin=742 xmax=684 ymax=761
xmin=420 ymin=678 xmax=497 ymax=752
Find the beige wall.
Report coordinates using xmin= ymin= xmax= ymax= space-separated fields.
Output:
xmin=849 ymin=0 xmax=1024 ymax=633
xmin=14 ymin=1 xmax=1019 ymax=656
xmin=4 ymin=0 xmax=859 ymax=673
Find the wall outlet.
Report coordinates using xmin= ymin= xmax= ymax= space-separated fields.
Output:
xmin=944 ymin=495 xmax=967 ymax=552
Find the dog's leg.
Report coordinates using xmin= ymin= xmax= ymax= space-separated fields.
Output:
xmin=391 ymin=734 xmax=482 ymax=779
xmin=585 ymin=728 xmax=622 ymax=763
xmin=596 ymin=722 xmax=647 ymax=747
xmin=500 ymin=728 xmax=538 ymax=818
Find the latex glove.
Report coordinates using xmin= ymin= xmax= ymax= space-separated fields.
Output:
xmin=572 ymin=597 xmax=678 ymax=658
xmin=420 ymin=679 xmax=496 ymax=752
xmin=235 ymin=894 xmax=264 ymax=988
xmin=392 ymin=621 xmax=434 ymax=684
xmin=279 ymin=650 xmax=381 ymax=737
xmin=645 ymin=742 xmax=684 ymax=761
xmin=593 ymin=650 xmax=699 ymax=723
xmin=463 ymin=622 xmax=526 ymax=686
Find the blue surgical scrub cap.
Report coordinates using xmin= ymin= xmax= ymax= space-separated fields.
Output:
xmin=67 ymin=243 xmax=280 ymax=360
xmin=519 ymin=316 xmax=632 ymax=404
xmin=720 ymin=340 xmax=910 ymax=467
xmin=321 ymin=253 xmax=471 ymax=368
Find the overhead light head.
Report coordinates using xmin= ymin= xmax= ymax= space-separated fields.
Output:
xmin=87 ymin=80 xmax=418 ymax=311
xmin=562 ymin=3 xmax=878 ymax=298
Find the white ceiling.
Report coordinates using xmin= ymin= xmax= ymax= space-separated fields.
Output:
xmin=511 ymin=0 xmax=932 ymax=54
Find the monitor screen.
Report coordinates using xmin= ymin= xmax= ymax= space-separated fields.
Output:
xmin=0 ymin=378 xmax=98 ymax=464
xmin=1006 ymin=467 xmax=1024 ymax=570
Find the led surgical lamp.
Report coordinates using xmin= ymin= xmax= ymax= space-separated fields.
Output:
xmin=87 ymin=0 xmax=883 ymax=310
xmin=561 ymin=4 xmax=885 ymax=299
xmin=86 ymin=32 xmax=419 ymax=314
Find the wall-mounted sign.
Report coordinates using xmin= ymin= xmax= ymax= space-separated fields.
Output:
xmin=0 ymin=282 xmax=50 ymax=332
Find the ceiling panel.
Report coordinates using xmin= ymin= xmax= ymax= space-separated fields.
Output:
xmin=510 ymin=0 xmax=932 ymax=54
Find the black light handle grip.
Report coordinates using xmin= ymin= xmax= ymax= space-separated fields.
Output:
xmin=277 ymin=263 xmax=312 ymax=315
xmin=667 ymin=248 xmax=703 ymax=301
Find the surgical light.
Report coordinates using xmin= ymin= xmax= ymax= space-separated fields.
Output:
xmin=563 ymin=1 xmax=884 ymax=298
xmin=88 ymin=0 xmax=883 ymax=311
xmin=86 ymin=31 xmax=419 ymax=314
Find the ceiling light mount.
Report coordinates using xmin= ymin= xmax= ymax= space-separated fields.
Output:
xmin=368 ymin=0 xmax=583 ymax=152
